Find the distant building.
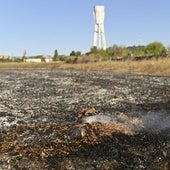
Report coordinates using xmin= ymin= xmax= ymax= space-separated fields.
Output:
xmin=0 ymin=55 xmax=10 ymax=59
xmin=43 ymin=55 xmax=52 ymax=63
xmin=24 ymin=55 xmax=52 ymax=63
xmin=25 ymin=58 xmax=42 ymax=63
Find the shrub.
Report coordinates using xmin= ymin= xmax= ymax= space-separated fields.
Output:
xmin=145 ymin=41 xmax=166 ymax=57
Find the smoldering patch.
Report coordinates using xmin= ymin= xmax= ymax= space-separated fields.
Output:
xmin=81 ymin=113 xmax=144 ymax=136
xmin=81 ymin=111 xmax=170 ymax=137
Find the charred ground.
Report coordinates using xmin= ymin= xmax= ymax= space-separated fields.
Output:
xmin=0 ymin=68 xmax=169 ymax=169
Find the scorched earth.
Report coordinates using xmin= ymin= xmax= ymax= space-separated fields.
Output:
xmin=0 ymin=68 xmax=170 ymax=169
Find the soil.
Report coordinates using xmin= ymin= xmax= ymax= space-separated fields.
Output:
xmin=0 ymin=68 xmax=170 ymax=170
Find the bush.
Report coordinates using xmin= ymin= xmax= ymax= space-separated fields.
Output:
xmin=65 ymin=57 xmax=78 ymax=64
xmin=145 ymin=41 xmax=166 ymax=57
xmin=77 ymin=54 xmax=101 ymax=63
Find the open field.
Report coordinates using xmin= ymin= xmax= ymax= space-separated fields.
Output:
xmin=60 ymin=57 xmax=170 ymax=76
xmin=0 ymin=57 xmax=170 ymax=76
xmin=0 ymin=68 xmax=169 ymax=169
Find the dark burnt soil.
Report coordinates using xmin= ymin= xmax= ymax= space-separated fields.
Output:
xmin=0 ymin=68 xmax=170 ymax=170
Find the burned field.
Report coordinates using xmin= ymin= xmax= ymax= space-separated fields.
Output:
xmin=0 ymin=68 xmax=170 ymax=170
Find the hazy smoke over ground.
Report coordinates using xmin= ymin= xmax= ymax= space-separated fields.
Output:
xmin=83 ymin=111 xmax=170 ymax=134
xmin=83 ymin=114 xmax=115 ymax=124
xmin=141 ymin=111 xmax=170 ymax=133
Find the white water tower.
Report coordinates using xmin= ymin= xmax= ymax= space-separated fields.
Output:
xmin=93 ymin=5 xmax=106 ymax=50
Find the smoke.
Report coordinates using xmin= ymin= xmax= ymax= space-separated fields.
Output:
xmin=82 ymin=111 xmax=170 ymax=134
xmin=82 ymin=114 xmax=114 ymax=124
xmin=141 ymin=111 xmax=170 ymax=133
xmin=82 ymin=113 xmax=144 ymax=135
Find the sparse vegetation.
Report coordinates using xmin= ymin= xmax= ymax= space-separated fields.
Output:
xmin=0 ymin=41 xmax=169 ymax=76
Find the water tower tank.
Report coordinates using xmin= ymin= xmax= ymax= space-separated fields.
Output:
xmin=94 ymin=6 xmax=105 ymax=24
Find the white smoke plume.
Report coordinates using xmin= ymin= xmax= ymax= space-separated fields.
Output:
xmin=141 ymin=111 xmax=170 ymax=133
xmin=82 ymin=111 xmax=170 ymax=134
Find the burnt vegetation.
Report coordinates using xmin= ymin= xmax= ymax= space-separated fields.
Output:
xmin=0 ymin=69 xmax=169 ymax=169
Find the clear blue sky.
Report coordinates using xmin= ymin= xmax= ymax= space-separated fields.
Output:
xmin=0 ymin=0 xmax=170 ymax=56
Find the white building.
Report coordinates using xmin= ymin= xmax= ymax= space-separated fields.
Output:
xmin=25 ymin=58 xmax=42 ymax=63
xmin=43 ymin=55 xmax=52 ymax=63
xmin=0 ymin=55 xmax=10 ymax=59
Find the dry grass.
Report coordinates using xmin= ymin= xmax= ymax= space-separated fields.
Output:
xmin=60 ymin=57 xmax=170 ymax=76
xmin=0 ymin=62 xmax=62 ymax=69
xmin=0 ymin=57 xmax=169 ymax=76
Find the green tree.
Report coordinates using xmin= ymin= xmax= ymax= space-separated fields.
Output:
xmin=145 ymin=41 xmax=166 ymax=57
xmin=98 ymin=49 xmax=110 ymax=60
xmin=106 ymin=47 xmax=114 ymax=59
xmin=90 ymin=46 xmax=98 ymax=54
xmin=23 ymin=50 xmax=27 ymax=58
xmin=53 ymin=49 xmax=59 ymax=61
xmin=76 ymin=51 xmax=81 ymax=56
xmin=70 ymin=51 xmax=76 ymax=56
xmin=90 ymin=46 xmax=110 ymax=60
xmin=70 ymin=51 xmax=81 ymax=56
xmin=112 ymin=45 xmax=129 ymax=59
xmin=127 ymin=46 xmax=145 ymax=57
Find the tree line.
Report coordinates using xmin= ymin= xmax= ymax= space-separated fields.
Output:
xmin=1 ymin=41 xmax=169 ymax=63
xmin=53 ymin=41 xmax=170 ymax=63
xmin=90 ymin=41 xmax=168 ymax=61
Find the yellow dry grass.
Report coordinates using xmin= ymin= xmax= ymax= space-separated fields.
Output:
xmin=0 ymin=57 xmax=169 ymax=76
xmin=60 ymin=57 xmax=170 ymax=76
xmin=0 ymin=62 xmax=62 ymax=69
